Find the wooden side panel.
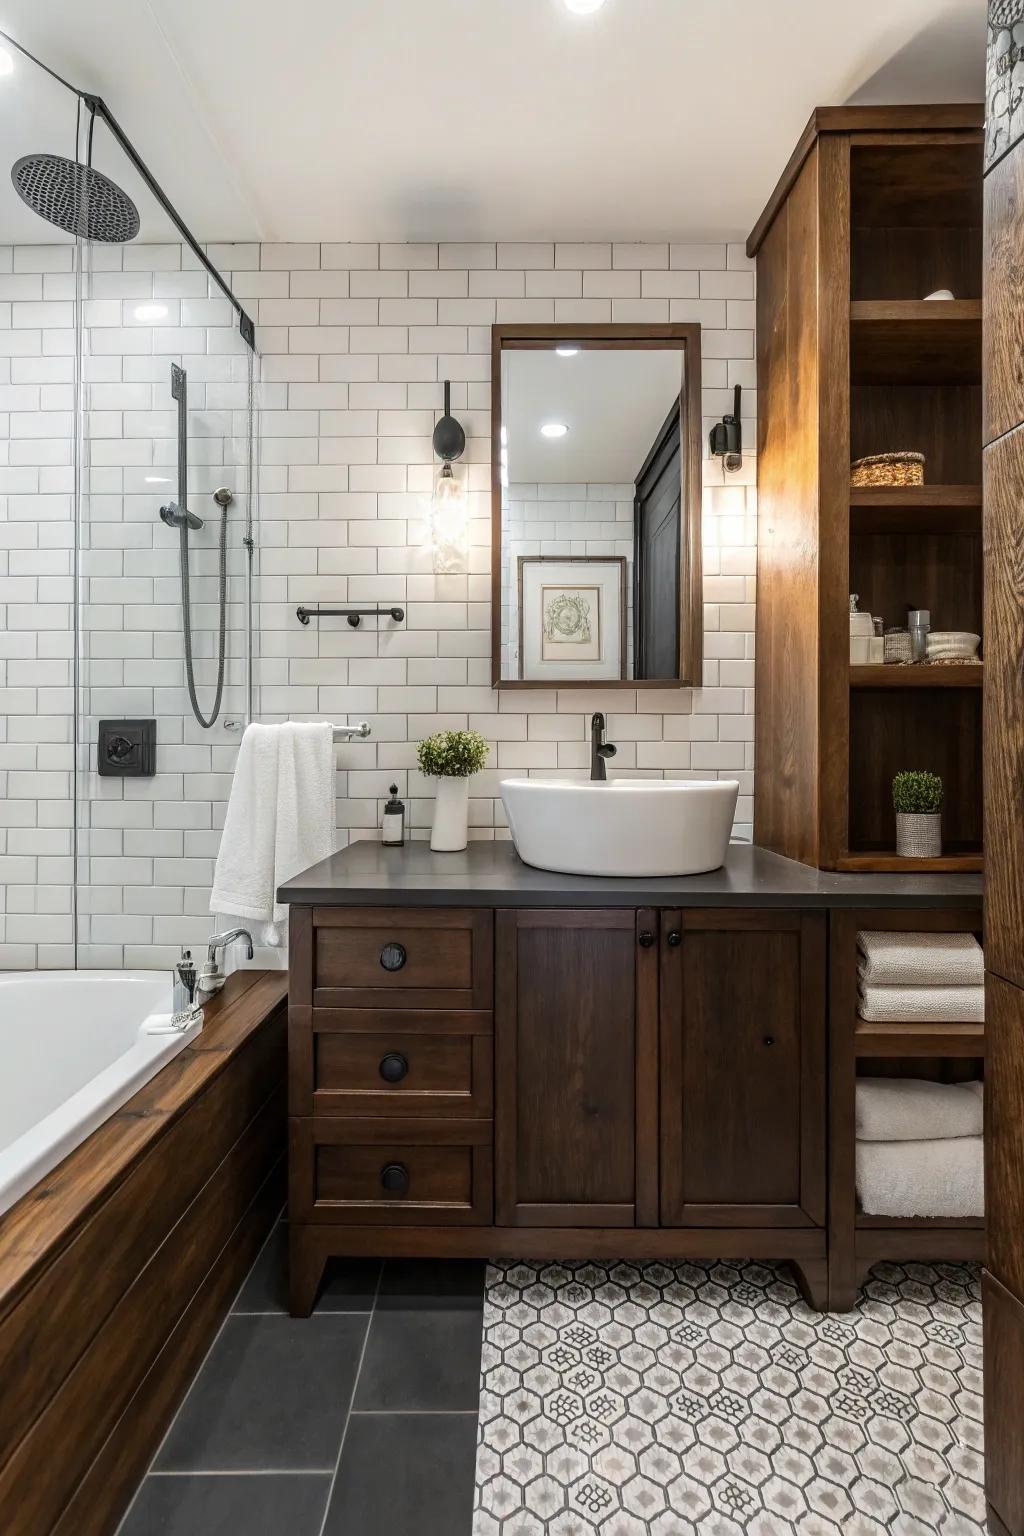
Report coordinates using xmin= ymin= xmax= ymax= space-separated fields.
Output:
xmin=986 ymin=975 xmax=1024 ymax=1297
xmin=984 ymin=422 xmax=1024 ymax=989
xmin=754 ymin=141 xmax=843 ymax=865
xmin=984 ymin=146 xmax=1024 ymax=445
xmin=984 ymin=1268 xmax=1024 ymax=1536
xmin=495 ymin=910 xmax=637 ymax=1227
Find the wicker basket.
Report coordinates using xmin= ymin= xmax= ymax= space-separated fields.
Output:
xmin=895 ymin=812 xmax=942 ymax=858
xmin=851 ymin=452 xmax=925 ymax=488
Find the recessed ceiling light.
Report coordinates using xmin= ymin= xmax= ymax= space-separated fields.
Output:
xmin=540 ymin=422 xmax=569 ymax=438
xmin=0 ymin=48 xmax=14 ymax=77
xmin=555 ymin=347 xmax=579 ymax=357
xmin=133 ymin=303 xmax=168 ymax=322
xmin=564 ymin=0 xmax=607 ymax=12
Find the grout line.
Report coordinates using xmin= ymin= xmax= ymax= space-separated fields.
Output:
xmin=349 ymin=1409 xmax=480 ymax=1417
xmin=314 ymin=1260 xmax=383 ymax=1536
xmin=231 ymin=1308 xmax=375 ymax=1317
xmin=148 ymin=1468 xmax=336 ymax=1478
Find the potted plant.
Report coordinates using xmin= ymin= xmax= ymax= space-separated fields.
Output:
xmin=892 ymin=770 xmax=943 ymax=858
xmin=416 ymin=729 xmax=490 ymax=852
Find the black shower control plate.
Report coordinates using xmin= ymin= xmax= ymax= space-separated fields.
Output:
xmin=98 ymin=719 xmax=156 ymax=777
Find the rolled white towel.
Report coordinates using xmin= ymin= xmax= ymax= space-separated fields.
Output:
xmin=857 ymin=930 xmax=983 ymax=987
xmin=856 ymin=1077 xmax=983 ymax=1142
xmin=858 ymin=983 xmax=984 ymax=1023
xmin=856 ymin=1136 xmax=983 ymax=1219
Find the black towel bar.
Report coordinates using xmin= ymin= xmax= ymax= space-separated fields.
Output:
xmin=295 ymin=605 xmax=405 ymax=628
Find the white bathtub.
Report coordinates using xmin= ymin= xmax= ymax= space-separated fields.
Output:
xmin=0 ymin=972 xmax=202 ymax=1218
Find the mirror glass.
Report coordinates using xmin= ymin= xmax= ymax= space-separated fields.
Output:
xmin=496 ymin=338 xmax=696 ymax=686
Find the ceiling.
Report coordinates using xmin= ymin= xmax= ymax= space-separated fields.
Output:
xmin=0 ymin=0 xmax=985 ymax=247
xmin=504 ymin=347 xmax=682 ymax=483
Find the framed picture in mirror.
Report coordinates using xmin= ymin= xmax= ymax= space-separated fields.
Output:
xmin=491 ymin=323 xmax=703 ymax=690
xmin=517 ymin=555 xmax=627 ymax=682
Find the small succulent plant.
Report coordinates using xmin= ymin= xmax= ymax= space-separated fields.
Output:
xmin=892 ymin=770 xmax=943 ymax=815
xmin=416 ymin=729 xmax=489 ymax=778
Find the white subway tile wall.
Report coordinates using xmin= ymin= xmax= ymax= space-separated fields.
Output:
xmin=0 ymin=240 xmax=756 ymax=971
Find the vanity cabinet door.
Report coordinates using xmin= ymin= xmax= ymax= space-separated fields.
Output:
xmin=494 ymin=909 xmax=659 ymax=1228
xmin=659 ymin=910 xmax=826 ymax=1228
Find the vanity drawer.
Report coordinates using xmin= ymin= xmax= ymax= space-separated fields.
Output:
xmin=290 ymin=1117 xmax=493 ymax=1225
xmin=313 ymin=1024 xmax=493 ymax=1118
xmin=312 ymin=908 xmax=493 ymax=1010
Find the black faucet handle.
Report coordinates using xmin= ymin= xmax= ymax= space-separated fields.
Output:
xmin=599 ymin=742 xmax=617 ymax=759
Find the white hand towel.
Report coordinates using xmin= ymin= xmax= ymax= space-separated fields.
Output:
xmin=858 ymin=982 xmax=984 ymax=1022
xmin=856 ymin=1136 xmax=983 ymax=1219
xmin=855 ymin=1077 xmax=983 ymax=1142
xmin=856 ymin=930 xmax=983 ymax=987
xmin=210 ymin=722 xmax=335 ymax=947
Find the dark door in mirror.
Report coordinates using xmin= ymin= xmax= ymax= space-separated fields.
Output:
xmin=634 ymin=401 xmax=681 ymax=680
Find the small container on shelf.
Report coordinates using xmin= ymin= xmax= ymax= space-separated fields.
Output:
xmin=850 ymin=452 xmax=925 ymax=488
xmin=883 ymin=627 xmax=913 ymax=664
xmin=381 ymin=783 xmax=405 ymax=846
xmin=908 ymin=609 xmax=931 ymax=663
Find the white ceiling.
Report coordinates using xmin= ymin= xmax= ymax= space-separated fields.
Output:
xmin=504 ymin=347 xmax=682 ymax=483
xmin=0 ymin=0 xmax=985 ymax=248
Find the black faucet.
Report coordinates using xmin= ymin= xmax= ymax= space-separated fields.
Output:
xmin=590 ymin=712 xmax=617 ymax=782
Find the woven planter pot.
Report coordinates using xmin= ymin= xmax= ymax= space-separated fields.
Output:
xmin=895 ymin=812 xmax=942 ymax=858
xmin=851 ymin=452 xmax=925 ymax=488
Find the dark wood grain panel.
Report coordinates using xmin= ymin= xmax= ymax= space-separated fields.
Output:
xmin=849 ymin=529 xmax=983 ymax=638
xmin=984 ymin=145 xmax=1024 ymax=443
xmin=850 ymin=383 xmax=983 ymax=486
xmin=495 ymin=909 xmax=637 ymax=1225
xmin=851 ymin=225 xmax=982 ymax=301
xmin=984 ymin=1269 xmax=1024 ymax=1536
xmin=850 ymin=301 xmax=981 ymax=385
xmin=986 ymin=975 xmax=1024 ymax=1298
xmin=984 ymin=424 xmax=1024 ymax=988
xmin=314 ymin=1029 xmax=492 ymax=1118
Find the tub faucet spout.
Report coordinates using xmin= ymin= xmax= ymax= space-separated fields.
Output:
xmin=198 ymin=928 xmax=255 ymax=996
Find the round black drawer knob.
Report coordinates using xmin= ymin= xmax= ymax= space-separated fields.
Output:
xmin=379 ymin=1053 xmax=409 ymax=1084
xmin=638 ymin=930 xmax=655 ymax=948
xmin=667 ymin=930 xmax=682 ymax=947
xmin=380 ymin=1162 xmax=409 ymax=1195
xmin=380 ymin=942 xmax=407 ymax=972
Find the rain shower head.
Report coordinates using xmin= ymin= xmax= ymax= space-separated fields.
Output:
xmin=11 ymin=152 xmax=140 ymax=242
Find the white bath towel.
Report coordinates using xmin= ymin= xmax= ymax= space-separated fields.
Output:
xmin=856 ymin=1136 xmax=983 ymax=1218
xmin=856 ymin=930 xmax=983 ymax=987
xmin=210 ymin=722 xmax=335 ymax=947
xmin=855 ymin=1077 xmax=983 ymax=1142
xmin=858 ymin=983 xmax=985 ymax=1023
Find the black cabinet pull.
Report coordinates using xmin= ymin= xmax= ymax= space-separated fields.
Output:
xmin=763 ymin=1035 xmax=775 ymax=1047
xmin=380 ymin=1162 xmax=409 ymax=1194
xmin=380 ymin=942 xmax=407 ymax=972
xmin=379 ymin=1052 xmax=409 ymax=1084
xmin=667 ymin=930 xmax=682 ymax=947
xmin=638 ymin=929 xmax=655 ymax=948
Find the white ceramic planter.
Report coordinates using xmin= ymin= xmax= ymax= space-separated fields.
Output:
xmin=430 ymin=775 xmax=470 ymax=852
xmin=896 ymin=812 xmax=942 ymax=859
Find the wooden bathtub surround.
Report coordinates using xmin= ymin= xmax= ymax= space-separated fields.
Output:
xmin=748 ymin=104 xmax=985 ymax=874
xmin=287 ymin=900 xmax=833 ymax=1317
xmin=982 ymin=28 xmax=1024 ymax=1525
xmin=0 ymin=969 xmax=287 ymax=1536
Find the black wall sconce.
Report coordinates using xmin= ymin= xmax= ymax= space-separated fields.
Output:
xmin=430 ymin=380 xmax=469 ymax=573
xmin=708 ymin=383 xmax=743 ymax=473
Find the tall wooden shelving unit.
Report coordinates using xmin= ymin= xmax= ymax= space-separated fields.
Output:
xmin=748 ymin=106 xmax=985 ymax=874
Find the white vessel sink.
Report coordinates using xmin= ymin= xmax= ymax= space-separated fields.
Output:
xmin=500 ymin=777 xmax=740 ymax=878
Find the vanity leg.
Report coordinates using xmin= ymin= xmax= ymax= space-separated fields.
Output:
xmin=826 ymin=1250 xmax=861 ymax=1314
xmin=289 ymin=1224 xmax=327 ymax=1318
xmin=790 ymin=1256 xmax=830 ymax=1312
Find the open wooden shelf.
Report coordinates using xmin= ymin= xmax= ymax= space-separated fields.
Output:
xmin=854 ymin=1018 xmax=985 ymax=1057
xmin=835 ymin=851 xmax=983 ymax=873
xmin=850 ymin=484 xmax=981 ymax=534
xmin=850 ymin=300 xmax=982 ymax=384
xmin=849 ymin=663 xmax=982 ymax=688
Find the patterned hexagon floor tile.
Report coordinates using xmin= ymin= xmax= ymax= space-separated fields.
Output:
xmin=472 ymin=1260 xmax=983 ymax=1535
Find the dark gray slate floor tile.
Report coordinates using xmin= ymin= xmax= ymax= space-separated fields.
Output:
xmin=322 ymin=1414 xmax=477 ymax=1536
xmin=354 ymin=1304 xmax=484 ymax=1412
xmin=119 ymin=1473 xmax=330 ymax=1536
xmin=233 ymin=1221 xmax=381 ymax=1314
xmin=155 ymin=1314 xmax=366 ymax=1471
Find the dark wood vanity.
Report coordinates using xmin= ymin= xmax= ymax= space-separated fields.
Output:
xmin=281 ymin=841 xmax=980 ymax=1317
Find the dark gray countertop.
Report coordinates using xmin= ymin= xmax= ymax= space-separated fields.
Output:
xmin=277 ymin=840 xmax=983 ymax=910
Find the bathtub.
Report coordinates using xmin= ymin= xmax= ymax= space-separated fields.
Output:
xmin=0 ymin=971 xmax=202 ymax=1218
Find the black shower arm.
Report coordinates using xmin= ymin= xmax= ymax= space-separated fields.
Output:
xmin=0 ymin=28 xmax=255 ymax=349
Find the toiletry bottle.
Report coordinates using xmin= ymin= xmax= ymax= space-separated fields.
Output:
xmin=173 ymin=948 xmax=198 ymax=1018
xmin=382 ymin=784 xmax=405 ymax=846
xmin=849 ymin=595 xmax=873 ymax=664
xmin=908 ymin=608 xmax=931 ymax=663
xmin=868 ymin=615 xmax=885 ymax=665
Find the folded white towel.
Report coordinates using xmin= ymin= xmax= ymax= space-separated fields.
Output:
xmin=857 ymin=930 xmax=983 ymax=987
xmin=856 ymin=1077 xmax=983 ymax=1142
xmin=858 ymin=983 xmax=984 ymax=1022
xmin=856 ymin=1136 xmax=983 ymax=1218
xmin=210 ymin=722 xmax=335 ymax=947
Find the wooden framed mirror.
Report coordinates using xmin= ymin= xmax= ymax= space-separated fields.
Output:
xmin=490 ymin=323 xmax=703 ymax=690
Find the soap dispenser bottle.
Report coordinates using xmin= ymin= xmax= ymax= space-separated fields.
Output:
xmin=382 ymin=784 xmax=405 ymax=846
